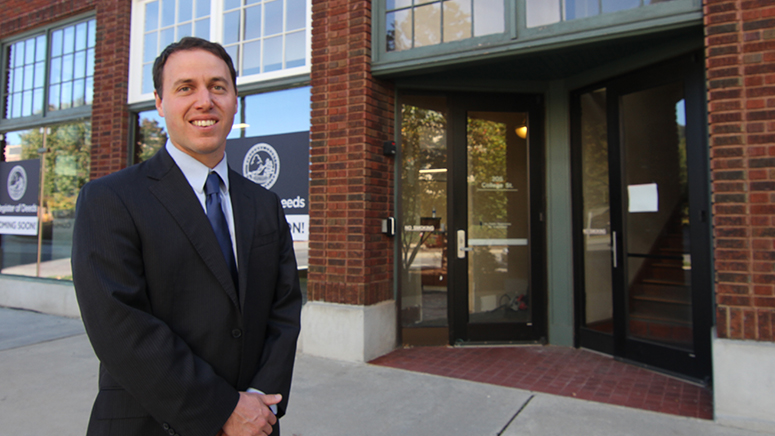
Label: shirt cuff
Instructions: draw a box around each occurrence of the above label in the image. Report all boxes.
[247,388,278,415]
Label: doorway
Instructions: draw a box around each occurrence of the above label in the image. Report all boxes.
[572,55,712,382]
[398,92,546,346]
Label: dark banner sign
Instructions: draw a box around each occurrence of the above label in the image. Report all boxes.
[0,159,41,235]
[226,131,309,241]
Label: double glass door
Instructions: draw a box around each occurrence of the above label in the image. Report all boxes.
[574,55,712,381]
[399,92,545,346]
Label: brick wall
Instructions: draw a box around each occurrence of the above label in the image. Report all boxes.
[1,0,131,179]
[705,0,775,341]
[308,0,395,306]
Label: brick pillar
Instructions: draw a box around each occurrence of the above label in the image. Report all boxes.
[705,0,775,341]
[308,0,395,307]
[90,0,132,179]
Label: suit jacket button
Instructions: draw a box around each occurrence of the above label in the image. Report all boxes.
[232,329,242,338]
[163,423,170,430]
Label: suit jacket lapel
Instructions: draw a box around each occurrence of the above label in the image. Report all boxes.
[145,148,240,309]
[229,171,255,311]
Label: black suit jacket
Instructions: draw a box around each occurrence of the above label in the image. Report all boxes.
[72,147,302,436]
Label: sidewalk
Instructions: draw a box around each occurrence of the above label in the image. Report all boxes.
[0,306,772,436]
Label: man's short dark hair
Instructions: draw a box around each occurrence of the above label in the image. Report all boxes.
[152,37,238,98]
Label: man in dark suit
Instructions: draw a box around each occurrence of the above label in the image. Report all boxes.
[72,37,302,436]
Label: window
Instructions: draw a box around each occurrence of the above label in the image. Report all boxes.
[222,0,308,76]
[1,121,91,280]
[141,0,211,94]
[130,0,311,103]
[1,17,95,281]
[526,0,678,28]
[386,0,504,52]
[3,17,96,120]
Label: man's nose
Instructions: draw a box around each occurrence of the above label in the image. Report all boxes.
[194,88,214,109]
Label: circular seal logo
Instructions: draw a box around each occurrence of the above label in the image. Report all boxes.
[242,143,280,189]
[7,165,27,201]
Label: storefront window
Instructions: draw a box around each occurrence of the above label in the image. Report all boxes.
[0,121,91,279]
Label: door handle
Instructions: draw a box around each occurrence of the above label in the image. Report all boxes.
[611,230,618,268]
[457,229,471,259]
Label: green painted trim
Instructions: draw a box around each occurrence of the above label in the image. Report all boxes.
[545,80,574,347]
[373,0,701,78]
[518,0,698,41]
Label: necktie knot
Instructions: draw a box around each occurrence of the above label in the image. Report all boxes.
[205,172,221,196]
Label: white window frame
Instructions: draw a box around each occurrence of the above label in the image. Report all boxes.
[128,0,312,104]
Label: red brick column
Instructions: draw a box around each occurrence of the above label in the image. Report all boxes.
[90,0,132,178]
[705,0,775,341]
[308,0,395,306]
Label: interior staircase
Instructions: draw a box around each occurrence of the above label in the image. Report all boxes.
[627,221,693,348]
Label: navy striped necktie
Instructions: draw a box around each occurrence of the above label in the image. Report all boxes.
[204,172,238,289]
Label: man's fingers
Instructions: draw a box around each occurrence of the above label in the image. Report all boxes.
[259,393,282,406]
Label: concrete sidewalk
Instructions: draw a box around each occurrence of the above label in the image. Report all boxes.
[0,307,772,436]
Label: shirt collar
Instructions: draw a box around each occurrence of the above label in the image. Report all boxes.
[165,141,230,194]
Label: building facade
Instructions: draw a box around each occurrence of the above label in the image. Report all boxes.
[1,0,773,431]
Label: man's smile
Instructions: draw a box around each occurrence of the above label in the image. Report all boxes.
[191,119,217,127]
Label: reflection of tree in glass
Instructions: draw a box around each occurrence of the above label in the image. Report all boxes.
[386,1,472,52]
[401,105,446,271]
[581,91,609,223]
[20,122,91,217]
[467,118,508,240]
[136,117,168,163]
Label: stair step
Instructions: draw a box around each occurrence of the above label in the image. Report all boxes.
[631,293,690,305]
[641,278,689,287]
[629,310,692,327]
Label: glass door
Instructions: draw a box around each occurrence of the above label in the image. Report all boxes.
[450,94,546,343]
[573,55,712,381]
[398,92,546,345]
[399,95,450,345]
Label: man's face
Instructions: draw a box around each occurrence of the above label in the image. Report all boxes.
[154,49,238,168]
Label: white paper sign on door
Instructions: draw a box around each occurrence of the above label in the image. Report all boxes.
[628,183,659,213]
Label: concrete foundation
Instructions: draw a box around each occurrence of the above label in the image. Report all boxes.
[0,275,79,318]
[299,300,397,362]
[713,331,775,433]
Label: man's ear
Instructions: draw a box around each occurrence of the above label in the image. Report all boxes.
[154,90,164,117]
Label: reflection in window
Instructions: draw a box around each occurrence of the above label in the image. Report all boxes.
[141,0,211,94]
[399,96,449,329]
[3,18,96,119]
[0,122,91,280]
[579,88,613,333]
[134,109,168,163]
[387,0,504,52]
[223,0,307,77]
[229,86,311,139]
[526,0,676,28]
